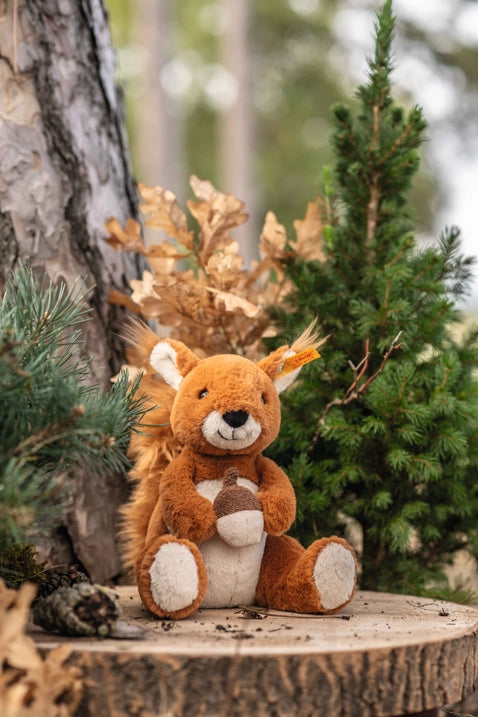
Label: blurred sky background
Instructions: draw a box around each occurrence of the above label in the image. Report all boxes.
[107,0,478,309]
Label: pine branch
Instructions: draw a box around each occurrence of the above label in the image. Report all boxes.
[437,226,476,298]
[0,264,146,552]
[308,331,403,452]
[12,405,86,457]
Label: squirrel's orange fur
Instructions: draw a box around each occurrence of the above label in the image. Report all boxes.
[120,321,356,620]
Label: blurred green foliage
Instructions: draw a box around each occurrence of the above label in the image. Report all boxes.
[268,2,478,600]
[106,0,444,237]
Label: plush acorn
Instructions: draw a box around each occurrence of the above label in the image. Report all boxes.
[213,467,264,547]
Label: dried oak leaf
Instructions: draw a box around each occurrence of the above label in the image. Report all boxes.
[258,277,295,308]
[139,183,194,249]
[0,580,82,717]
[129,271,165,319]
[104,217,144,254]
[291,198,326,261]
[188,176,248,257]
[189,175,217,203]
[0,581,39,672]
[111,365,143,384]
[146,240,186,276]
[6,642,83,717]
[108,289,141,313]
[154,281,219,326]
[206,241,244,290]
[259,211,287,261]
[205,287,260,319]
[171,325,226,356]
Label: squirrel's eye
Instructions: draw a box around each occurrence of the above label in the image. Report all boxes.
[261,394,266,404]
[199,388,209,399]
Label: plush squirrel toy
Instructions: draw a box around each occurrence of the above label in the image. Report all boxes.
[122,323,357,620]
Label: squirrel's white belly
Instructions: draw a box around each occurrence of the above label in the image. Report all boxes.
[199,533,266,607]
[196,478,266,607]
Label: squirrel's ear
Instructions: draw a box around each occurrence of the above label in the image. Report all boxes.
[257,346,294,395]
[150,339,200,391]
[258,347,305,394]
[258,321,324,394]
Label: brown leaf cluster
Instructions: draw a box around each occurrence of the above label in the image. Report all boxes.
[0,580,82,717]
[106,176,325,360]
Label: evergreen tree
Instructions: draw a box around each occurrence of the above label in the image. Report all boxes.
[0,264,144,588]
[270,0,478,599]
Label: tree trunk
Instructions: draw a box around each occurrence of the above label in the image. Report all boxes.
[132,0,185,202]
[219,0,257,266]
[0,0,139,583]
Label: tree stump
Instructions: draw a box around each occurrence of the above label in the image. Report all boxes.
[29,588,478,717]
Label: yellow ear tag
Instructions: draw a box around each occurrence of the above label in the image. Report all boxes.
[277,348,321,377]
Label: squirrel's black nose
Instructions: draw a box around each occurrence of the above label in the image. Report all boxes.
[223,410,248,428]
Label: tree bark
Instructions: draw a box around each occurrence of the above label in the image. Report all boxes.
[0,0,139,582]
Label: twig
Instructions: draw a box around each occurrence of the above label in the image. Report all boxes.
[308,332,403,451]
[365,103,381,252]
[13,406,85,456]
[234,608,351,620]
[366,175,380,250]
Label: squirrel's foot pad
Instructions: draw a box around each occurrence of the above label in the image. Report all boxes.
[139,537,207,619]
[313,541,356,612]
[150,542,199,612]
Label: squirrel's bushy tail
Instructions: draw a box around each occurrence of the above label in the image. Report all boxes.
[119,321,181,572]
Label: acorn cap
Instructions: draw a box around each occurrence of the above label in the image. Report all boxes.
[213,467,262,518]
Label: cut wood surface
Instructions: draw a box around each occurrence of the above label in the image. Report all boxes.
[29,587,478,717]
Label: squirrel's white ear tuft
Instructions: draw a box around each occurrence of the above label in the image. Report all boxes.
[274,349,302,394]
[150,339,200,390]
[150,342,184,390]
[257,347,305,395]
[258,320,324,395]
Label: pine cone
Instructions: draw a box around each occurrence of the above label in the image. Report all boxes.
[38,564,91,598]
[33,582,119,637]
